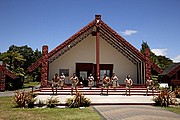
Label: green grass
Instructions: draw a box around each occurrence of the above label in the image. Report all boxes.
[0,96,101,120]
[23,82,40,88]
[163,106,180,115]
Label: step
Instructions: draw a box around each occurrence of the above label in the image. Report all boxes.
[34,87,160,96]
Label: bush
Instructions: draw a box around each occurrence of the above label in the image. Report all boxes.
[174,87,180,98]
[46,96,60,108]
[13,91,36,108]
[153,88,178,107]
[66,91,91,108]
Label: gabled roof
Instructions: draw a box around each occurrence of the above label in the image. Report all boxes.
[27,15,162,74]
[48,15,146,64]
[161,62,180,77]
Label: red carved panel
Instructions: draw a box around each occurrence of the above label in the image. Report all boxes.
[150,62,163,74]
[145,48,151,81]
[0,64,6,91]
[0,63,17,91]
[41,45,48,87]
[27,58,42,72]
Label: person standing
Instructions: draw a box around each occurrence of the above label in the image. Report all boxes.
[51,73,60,95]
[88,74,94,89]
[146,77,154,95]
[101,74,110,95]
[111,73,119,90]
[59,73,65,89]
[102,74,110,88]
[124,75,133,96]
[70,73,79,95]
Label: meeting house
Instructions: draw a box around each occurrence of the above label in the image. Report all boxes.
[26,15,162,88]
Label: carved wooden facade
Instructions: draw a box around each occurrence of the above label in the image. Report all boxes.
[27,15,162,87]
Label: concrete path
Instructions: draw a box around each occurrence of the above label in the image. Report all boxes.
[0,86,40,97]
[93,105,180,120]
[33,95,155,105]
[0,88,33,97]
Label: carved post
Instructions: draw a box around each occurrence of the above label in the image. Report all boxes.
[41,45,48,87]
[0,63,6,91]
[95,15,101,85]
[145,48,151,82]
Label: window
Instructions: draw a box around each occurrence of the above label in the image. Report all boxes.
[59,69,69,77]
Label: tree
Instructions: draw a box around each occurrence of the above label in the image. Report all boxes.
[0,45,42,89]
[0,51,26,71]
[9,45,35,69]
[156,56,173,70]
[140,41,173,70]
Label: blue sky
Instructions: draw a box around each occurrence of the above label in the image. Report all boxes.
[0,0,180,62]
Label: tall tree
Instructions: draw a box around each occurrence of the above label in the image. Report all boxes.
[140,41,173,70]
[0,51,26,71]
[9,45,34,69]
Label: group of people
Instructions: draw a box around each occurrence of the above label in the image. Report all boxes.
[51,73,66,94]
[102,74,133,95]
[51,72,154,95]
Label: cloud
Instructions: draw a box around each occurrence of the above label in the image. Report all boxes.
[172,55,180,63]
[121,30,138,36]
[151,48,168,56]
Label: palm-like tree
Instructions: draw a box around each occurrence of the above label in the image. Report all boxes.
[0,51,26,71]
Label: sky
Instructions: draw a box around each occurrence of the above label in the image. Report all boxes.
[0,0,180,62]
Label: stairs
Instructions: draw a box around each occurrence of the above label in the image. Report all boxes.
[36,87,160,96]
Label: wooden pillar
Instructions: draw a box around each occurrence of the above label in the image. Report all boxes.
[145,48,151,82]
[0,63,6,91]
[95,15,101,84]
[41,45,48,87]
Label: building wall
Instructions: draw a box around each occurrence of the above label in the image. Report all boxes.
[100,38,137,83]
[49,35,137,83]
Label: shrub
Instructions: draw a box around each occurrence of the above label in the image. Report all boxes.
[46,96,60,108]
[66,91,91,108]
[14,91,35,108]
[153,88,178,107]
[174,87,180,98]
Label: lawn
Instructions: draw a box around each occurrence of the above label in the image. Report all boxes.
[23,81,40,88]
[163,106,180,115]
[0,96,101,120]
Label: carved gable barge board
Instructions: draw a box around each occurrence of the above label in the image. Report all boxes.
[49,26,94,63]
[48,20,96,59]
[100,29,143,64]
[100,32,137,64]
[100,21,145,61]
[27,58,42,72]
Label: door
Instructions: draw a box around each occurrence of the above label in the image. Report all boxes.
[79,71,88,87]
[76,63,94,87]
